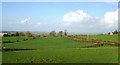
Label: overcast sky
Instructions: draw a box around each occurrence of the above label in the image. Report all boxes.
[2,2,118,34]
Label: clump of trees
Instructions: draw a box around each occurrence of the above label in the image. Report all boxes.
[3,29,68,38]
[108,30,120,35]
[24,31,33,39]
[3,32,25,37]
[64,30,67,37]
[49,30,68,37]
[15,32,19,36]
[113,30,118,34]
[57,31,63,37]
[13,31,33,39]
[19,32,25,36]
[49,31,56,37]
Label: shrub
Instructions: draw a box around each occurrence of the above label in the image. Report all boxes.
[32,37,36,39]
[23,39,28,41]
[16,40,20,42]
[3,40,14,43]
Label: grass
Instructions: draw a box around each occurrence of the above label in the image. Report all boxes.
[2,36,118,63]
[3,37,93,49]
[2,36,24,42]
[79,34,119,42]
[3,47,118,63]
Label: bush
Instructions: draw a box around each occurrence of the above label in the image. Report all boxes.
[32,37,36,39]
[23,39,28,41]
[16,40,20,42]
[15,32,19,36]
[3,40,14,43]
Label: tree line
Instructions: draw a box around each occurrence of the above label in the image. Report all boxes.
[49,30,67,37]
[3,30,68,38]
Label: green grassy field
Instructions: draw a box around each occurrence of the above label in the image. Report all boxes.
[79,34,119,42]
[2,36,24,42]
[2,36,118,63]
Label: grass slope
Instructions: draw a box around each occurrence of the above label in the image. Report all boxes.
[79,34,118,42]
[2,37,118,63]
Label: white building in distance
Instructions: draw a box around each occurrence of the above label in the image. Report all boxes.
[0,33,8,37]
[110,32,113,35]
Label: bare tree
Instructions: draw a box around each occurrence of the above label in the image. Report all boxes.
[24,31,33,39]
[64,30,67,37]
[19,32,25,36]
[49,31,56,37]
[57,31,63,37]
